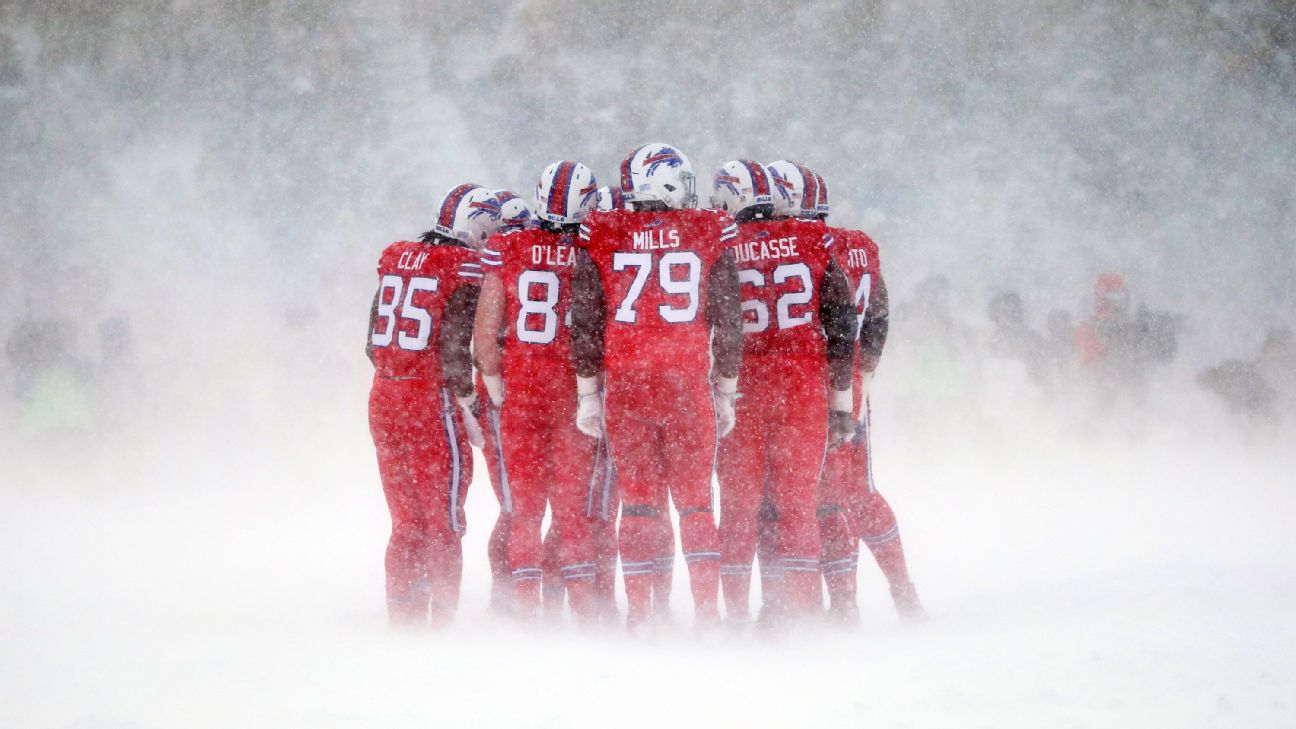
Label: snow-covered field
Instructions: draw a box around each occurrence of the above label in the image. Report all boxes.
[4,412,1293,729]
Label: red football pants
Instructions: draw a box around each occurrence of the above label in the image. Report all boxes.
[605,367,719,625]
[369,377,471,626]
[478,375,513,613]
[499,371,600,622]
[717,356,829,619]
[818,401,914,609]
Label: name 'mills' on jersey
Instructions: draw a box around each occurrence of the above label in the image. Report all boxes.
[577,208,737,370]
[369,240,482,381]
[480,228,580,379]
[733,218,838,359]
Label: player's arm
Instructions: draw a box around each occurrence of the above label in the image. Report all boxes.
[571,248,606,379]
[706,247,743,437]
[440,284,481,400]
[820,260,856,390]
[706,249,742,381]
[858,272,890,374]
[570,246,607,438]
[472,269,506,406]
[365,284,381,365]
[821,260,857,444]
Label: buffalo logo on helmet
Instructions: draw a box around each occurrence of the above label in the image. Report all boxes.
[467,197,501,221]
[642,147,684,174]
[714,173,743,197]
[769,166,795,202]
[579,183,598,208]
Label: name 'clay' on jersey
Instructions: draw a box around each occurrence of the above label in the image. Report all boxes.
[369,240,481,382]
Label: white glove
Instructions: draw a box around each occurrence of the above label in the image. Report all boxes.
[713,377,739,438]
[856,370,875,425]
[575,375,604,439]
[456,393,485,448]
[829,387,854,447]
[481,373,504,408]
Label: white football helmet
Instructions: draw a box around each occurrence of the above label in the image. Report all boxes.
[811,170,830,218]
[493,189,535,233]
[433,183,501,246]
[594,185,628,212]
[618,142,697,209]
[535,160,599,225]
[766,160,820,219]
[709,159,773,215]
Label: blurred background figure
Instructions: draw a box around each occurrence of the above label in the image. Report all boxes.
[986,290,1048,388]
[1198,326,1296,431]
[4,315,92,437]
[1075,273,1181,407]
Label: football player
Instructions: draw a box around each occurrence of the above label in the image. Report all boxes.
[809,170,923,620]
[480,189,534,614]
[472,162,605,623]
[571,143,743,631]
[713,160,857,625]
[366,183,499,626]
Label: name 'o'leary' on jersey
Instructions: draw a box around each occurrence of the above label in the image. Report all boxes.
[479,227,581,381]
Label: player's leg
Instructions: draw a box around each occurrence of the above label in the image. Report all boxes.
[768,372,829,621]
[715,393,767,622]
[662,376,722,626]
[500,402,549,620]
[586,439,619,621]
[372,385,429,625]
[651,513,674,620]
[605,374,667,629]
[818,434,860,621]
[481,398,514,614]
[421,389,472,625]
[755,490,780,616]
[855,405,923,618]
[550,422,600,624]
[540,520,566,620]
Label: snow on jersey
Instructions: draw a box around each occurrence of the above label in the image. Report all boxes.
[578,208,736,372]
[829,226,881,343]
[732,218,837,359]
[369,240,481,381]
[480,228,580,381]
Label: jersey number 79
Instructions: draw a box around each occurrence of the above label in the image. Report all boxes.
[611,251,701,324]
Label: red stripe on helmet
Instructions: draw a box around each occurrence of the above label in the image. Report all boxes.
[619,147,640,195]
[814,172,828,208]
[548,161,576,218]
[437,184,477,231]
[797,164,818,215]
[742,160,770,197]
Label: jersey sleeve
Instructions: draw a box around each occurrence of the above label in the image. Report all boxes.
[480,234,506,269]
[577,212,601,245]
[458,259,484,281]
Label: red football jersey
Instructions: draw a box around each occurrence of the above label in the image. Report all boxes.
[480,228,580,383]
[369,240,482,381]
[829,226,882,343]
[578,208,737,372]
[732,218,838,360]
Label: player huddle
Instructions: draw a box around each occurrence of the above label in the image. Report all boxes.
[366,142,921,632]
